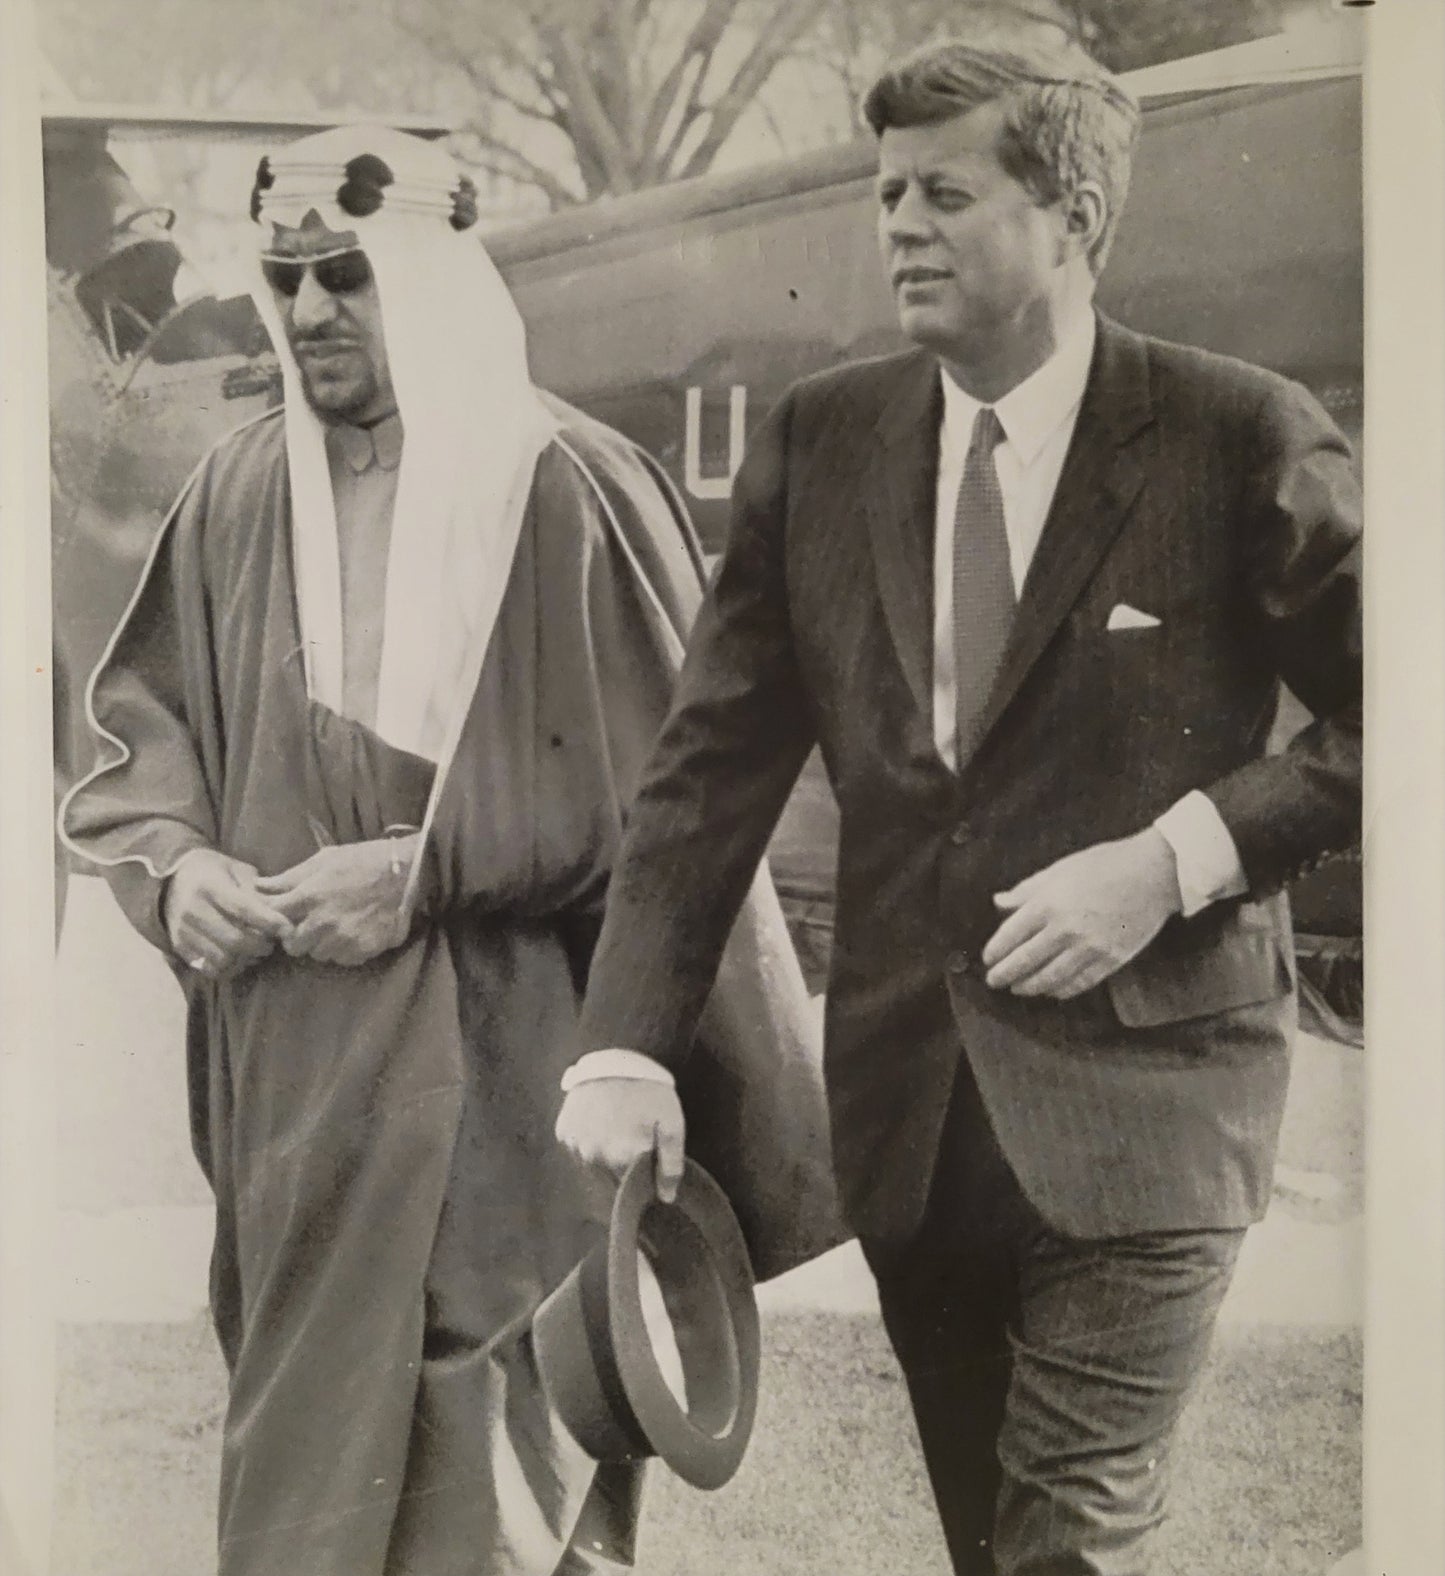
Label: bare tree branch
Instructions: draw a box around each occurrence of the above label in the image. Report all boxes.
[678,0,833,178]
[393,1,563,110]
[651,1,785,180]
[444,47,562,127]
[453,128,584,209]
[480,5,571,95]
[543,25,638,193]
[640,52,708,184]
[635,0,739,161]
[632,0,669,70]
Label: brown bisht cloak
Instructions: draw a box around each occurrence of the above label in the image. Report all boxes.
[60,398,842,1576]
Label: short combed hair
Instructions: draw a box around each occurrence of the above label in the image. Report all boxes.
[862,39,1142,275]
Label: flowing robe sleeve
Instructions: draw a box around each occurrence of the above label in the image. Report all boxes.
[58,436,242,953]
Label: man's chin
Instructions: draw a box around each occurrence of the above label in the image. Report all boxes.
[896,304,964,354]
[896,305,1002,368]
[297,372,373,422]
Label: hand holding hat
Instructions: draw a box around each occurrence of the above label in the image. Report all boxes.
[555,1066,685,1203]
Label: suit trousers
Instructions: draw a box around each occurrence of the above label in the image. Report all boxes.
[861,1051,1244,1576]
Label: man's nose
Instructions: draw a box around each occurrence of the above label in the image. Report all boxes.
[883,187,933,247]
[289,269,337,333]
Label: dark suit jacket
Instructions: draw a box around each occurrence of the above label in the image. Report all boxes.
[579,315,1362,1242]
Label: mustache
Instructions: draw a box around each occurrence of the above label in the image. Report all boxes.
[290,328,362,348]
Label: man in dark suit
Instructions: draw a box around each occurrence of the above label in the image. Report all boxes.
[556,37,1360,1576]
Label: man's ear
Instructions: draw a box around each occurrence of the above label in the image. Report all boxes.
[1060,182,1107,264]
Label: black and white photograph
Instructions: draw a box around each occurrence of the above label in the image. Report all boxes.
[0,1,1441,1574]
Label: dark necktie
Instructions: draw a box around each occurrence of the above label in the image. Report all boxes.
[952,407,1014,769]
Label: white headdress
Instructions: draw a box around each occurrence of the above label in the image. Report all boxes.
[249,125,560,761]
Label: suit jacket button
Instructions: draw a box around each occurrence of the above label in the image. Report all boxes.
[949,821,970,846]
[947,951,969,973]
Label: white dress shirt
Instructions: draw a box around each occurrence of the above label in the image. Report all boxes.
[931,308,1245,917]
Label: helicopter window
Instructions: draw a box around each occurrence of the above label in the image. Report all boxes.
[74,229,266,369]
[74,223,182,362]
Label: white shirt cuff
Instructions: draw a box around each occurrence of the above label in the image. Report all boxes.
[561,1050,676,1092]
[1153,790,1249,918]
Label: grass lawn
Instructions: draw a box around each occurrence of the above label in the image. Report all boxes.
[53,1309,1360,1576]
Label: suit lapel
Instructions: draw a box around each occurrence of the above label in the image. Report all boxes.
[855,323,1155,762]
[863,352,944,722]
[965,316,1155,763]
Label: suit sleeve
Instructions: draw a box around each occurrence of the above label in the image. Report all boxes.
[1204,378,1362,895]
[576,390,817,1069]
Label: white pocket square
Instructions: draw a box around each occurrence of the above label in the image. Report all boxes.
[1106,603,1162,631]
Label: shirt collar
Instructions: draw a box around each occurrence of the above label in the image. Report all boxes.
[326,410,404,475]
[939,308,1097,465]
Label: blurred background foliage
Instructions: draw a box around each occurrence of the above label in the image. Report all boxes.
[38,0,1300,213]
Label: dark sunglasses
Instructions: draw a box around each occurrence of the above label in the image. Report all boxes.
[260,248,373,299]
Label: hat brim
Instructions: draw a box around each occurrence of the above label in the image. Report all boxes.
[533,1157,761,1490]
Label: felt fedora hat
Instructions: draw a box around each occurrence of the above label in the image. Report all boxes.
[533,1156,761,1491]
